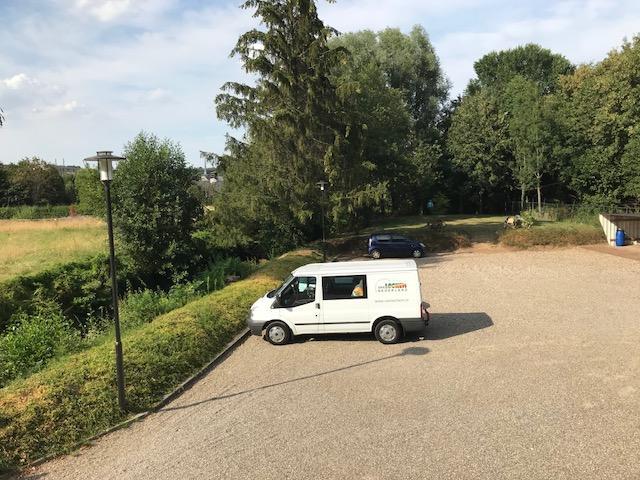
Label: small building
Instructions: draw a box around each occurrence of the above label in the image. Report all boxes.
[599,212,640,246]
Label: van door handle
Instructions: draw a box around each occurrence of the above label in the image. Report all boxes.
[315,303,320,309]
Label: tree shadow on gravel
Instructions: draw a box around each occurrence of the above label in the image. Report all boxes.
[420,313,493,340]
[159,346,429,413]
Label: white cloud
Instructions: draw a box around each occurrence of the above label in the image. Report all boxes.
[2,73,37,90]
[145,88,170,101]
[70,0,176,24]
[31,100,81,115]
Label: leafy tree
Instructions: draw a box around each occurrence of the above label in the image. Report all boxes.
[504,76,559,210]
[448,44,572,212]
[75,168,105,216]
[474,43,574,94]
[557,36,640,203]
[331,27,448,214]
[621,133,640,200]
[376,26,449,138]
[5,158,66,205]
[214,0,387,252]
[112,132,202,285]
[447,90,510,213]
[0,164,9,206]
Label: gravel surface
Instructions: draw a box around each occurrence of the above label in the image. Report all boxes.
[21,248,640,480]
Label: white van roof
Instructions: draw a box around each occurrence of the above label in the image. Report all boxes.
[292,260,417,276]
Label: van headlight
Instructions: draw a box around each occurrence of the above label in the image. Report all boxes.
[419,242,425,248]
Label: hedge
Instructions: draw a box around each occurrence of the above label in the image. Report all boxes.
[0,205,72,219]
[0,251,316,472]
[500,223,605,248]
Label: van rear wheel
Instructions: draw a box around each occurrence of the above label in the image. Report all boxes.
[265,321,291,345]
[374,319,401,344]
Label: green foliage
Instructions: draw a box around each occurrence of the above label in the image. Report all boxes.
[75,168,105,216]
[0,252,315,471]
[330,27,448,215]
[120,258,255,331]
[213,1,406,253]
[448,43,574,212]
[3,158,66,206]
[447,90,510,212]
[473,43,574,94]
[500,222,604,248]
[0,205,70,219]
[0,255,114,335]
[0,298,80,387]
[112,132,203,284]
[557,36,640,203]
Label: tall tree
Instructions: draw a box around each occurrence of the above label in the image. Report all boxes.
[557,36,640,204]
[113,132,202,285]
[331,26,448,214]
[4,158,66,205]
[447,90,510,213]
[214,0,386,252]
[504,76,558,210]
[448,44,572,212]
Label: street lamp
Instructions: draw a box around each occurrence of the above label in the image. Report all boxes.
[84,150,126,411]
[316,180,328,262]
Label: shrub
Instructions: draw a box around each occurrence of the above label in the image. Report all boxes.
[0,255,116,334]
[0,205,71,219]
[500,222,605,248]
[0,299,80,387]
[0,251,315,471]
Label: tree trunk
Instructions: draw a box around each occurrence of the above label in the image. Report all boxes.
[520,186,525,212]
[537,181,542,214]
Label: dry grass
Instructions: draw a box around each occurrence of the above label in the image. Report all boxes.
[0,217,106,282]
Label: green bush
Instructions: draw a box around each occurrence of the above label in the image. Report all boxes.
[0,299,80,387]
[75,168,105,217]
[119,258,255,331]
[500,222,605,248]
[0,205,71,219]
[0,255,115,334]
[0,252,315,471]
[113,132,203,285]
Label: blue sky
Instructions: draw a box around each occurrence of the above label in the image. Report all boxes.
[1,0,639,167]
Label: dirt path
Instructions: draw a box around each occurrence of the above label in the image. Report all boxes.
[21,248,640,480]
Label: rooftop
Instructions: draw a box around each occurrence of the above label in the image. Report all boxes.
[293,260,417,276]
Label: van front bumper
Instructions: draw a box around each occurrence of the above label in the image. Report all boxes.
[247,315,265,336]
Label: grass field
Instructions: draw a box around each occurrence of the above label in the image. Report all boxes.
[0,217,106,282]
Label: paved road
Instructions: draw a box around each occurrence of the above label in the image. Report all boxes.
[22,248,640,479]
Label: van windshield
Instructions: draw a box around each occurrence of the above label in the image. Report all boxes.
[267,275,294,298]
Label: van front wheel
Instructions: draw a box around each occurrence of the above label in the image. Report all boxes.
[265,321,291,345]
[371,249,381,259]
[374,319,401,344]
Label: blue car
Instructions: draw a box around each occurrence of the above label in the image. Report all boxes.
[367,233,425,259]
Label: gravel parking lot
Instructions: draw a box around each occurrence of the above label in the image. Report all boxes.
[22,248,640,480]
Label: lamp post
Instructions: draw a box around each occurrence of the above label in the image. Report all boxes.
[316,180,328,262]
[84,151,126,411]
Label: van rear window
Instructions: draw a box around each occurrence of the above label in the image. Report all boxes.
[322,275,367,300]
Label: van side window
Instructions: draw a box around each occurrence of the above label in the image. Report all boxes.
[322,275,367,300]
[278,276,316,308]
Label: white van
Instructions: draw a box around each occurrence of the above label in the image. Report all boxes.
[247,260,430,345]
